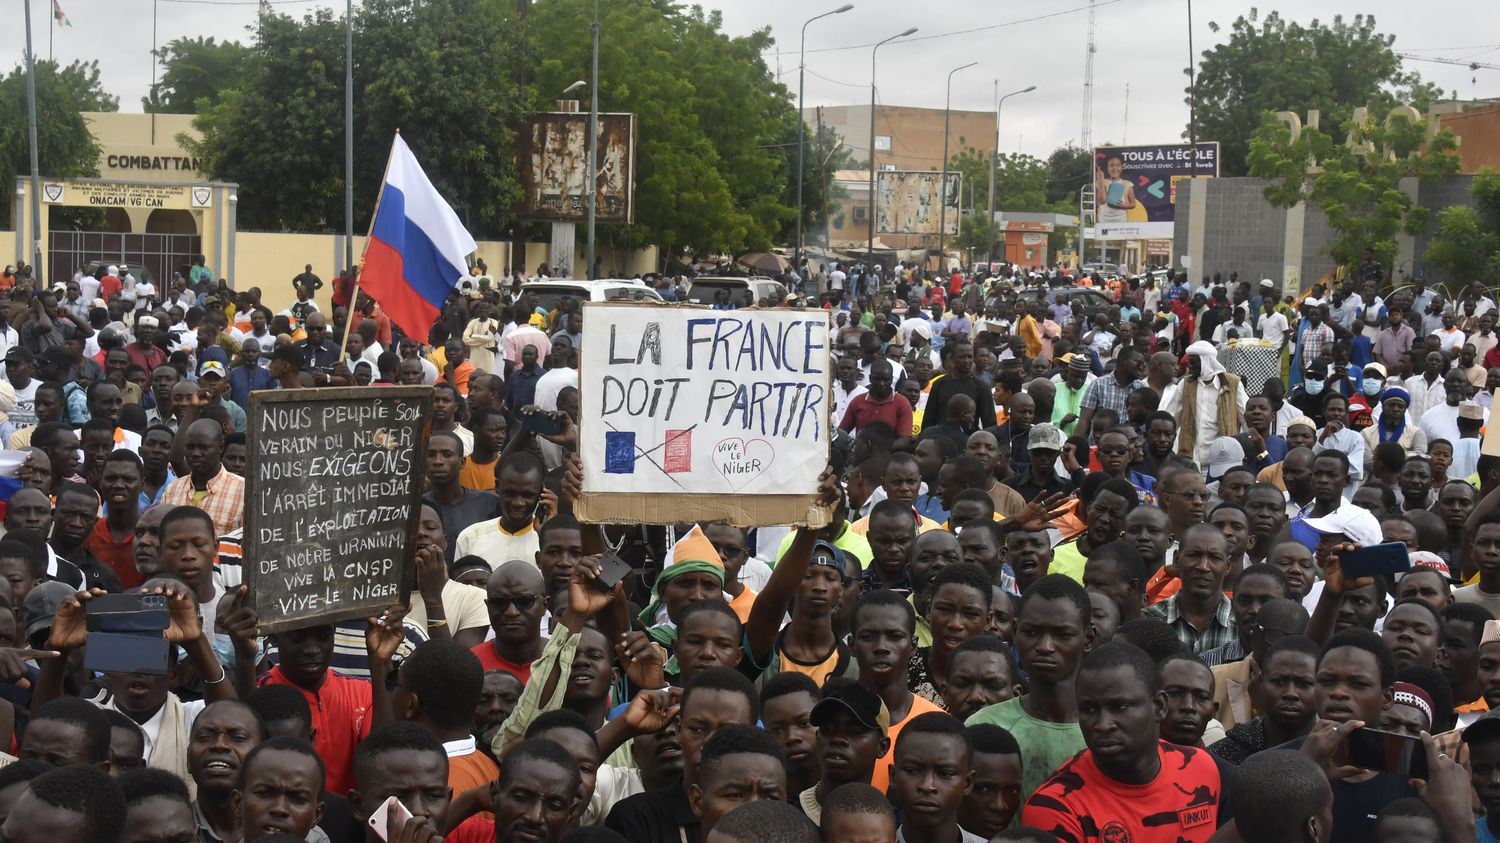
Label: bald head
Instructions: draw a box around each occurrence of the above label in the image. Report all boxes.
[489,559,545,593]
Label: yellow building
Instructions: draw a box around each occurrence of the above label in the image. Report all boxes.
[11,111,655,315]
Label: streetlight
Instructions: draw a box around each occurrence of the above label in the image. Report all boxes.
[938,61,977,265]
[986,83,1036,264]
[795,4,853,277]
[868,26,918,264]
[560,80,586,98]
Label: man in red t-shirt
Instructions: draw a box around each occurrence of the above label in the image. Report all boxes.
[253,615,405,794]
[1023,641,1224,841]
[471,560,547,683]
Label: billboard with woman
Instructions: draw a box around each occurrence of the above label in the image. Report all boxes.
[1093,142,1218,240]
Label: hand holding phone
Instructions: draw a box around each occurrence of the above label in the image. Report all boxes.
[1338,542,1412,580]
[367,795,414,842]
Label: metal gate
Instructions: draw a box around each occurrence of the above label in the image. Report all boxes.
[47,231,201,293]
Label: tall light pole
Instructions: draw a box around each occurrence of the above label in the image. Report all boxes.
[344,0,354,272]
[867,27,917,263]
[586,0,600,279]
[23,0,42,284]
[796,3,853,276]
[938,61,977,265]
[986,84,1036,264]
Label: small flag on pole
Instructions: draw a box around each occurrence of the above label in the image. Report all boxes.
[52,0,71,26]
[361,133,478,340]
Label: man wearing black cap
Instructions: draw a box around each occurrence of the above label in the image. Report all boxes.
[4,347,38,428]
[798,678,890,825]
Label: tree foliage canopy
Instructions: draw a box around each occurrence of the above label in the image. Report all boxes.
[0,59,110,229]
[527,0,803,256]
[1425,169,1500,285]
[1190,10,1444,176]
[1248,110,1459,268]
[145,36,249,113]
[188,0,525,235]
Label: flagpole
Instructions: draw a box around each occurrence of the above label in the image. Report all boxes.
[338,130,399,362]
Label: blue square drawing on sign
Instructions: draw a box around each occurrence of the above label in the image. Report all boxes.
[605,431,636,473]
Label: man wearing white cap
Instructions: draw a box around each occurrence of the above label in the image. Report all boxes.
[1160,340,1249,466]
[125,315,167,373]
[1299,502,1393,629]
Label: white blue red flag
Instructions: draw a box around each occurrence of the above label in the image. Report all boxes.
[361,133,477,340]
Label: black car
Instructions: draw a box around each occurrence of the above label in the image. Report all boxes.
[1017,285,1116,319]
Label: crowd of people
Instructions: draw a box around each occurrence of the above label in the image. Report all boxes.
[2,255,1500,843]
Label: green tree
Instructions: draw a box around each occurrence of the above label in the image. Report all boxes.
[0,60,108,230]
[528,0,807,257]
[1190,10,1444,176]
[946,146,1070,215]
[188,0,525,236]
[1044,143,1092,206]
[1425,168,1500,284]
[145,36,249,113]
[1248,110,1460,269]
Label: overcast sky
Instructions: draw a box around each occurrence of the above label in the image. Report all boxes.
[2,0,1494,159]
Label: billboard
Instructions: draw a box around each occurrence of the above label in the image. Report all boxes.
[876,170,960,236]
[519,112,636,223]
[1091,142,1217,240]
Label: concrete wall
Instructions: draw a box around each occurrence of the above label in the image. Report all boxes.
[1411,174,1477,284]
[1174,175,1478,294]
[235,232,658,315]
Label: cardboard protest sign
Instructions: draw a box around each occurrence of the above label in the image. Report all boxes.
[577,302,833,527]
[244,387,431,633]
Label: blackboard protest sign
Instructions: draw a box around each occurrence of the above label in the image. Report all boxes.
[244,386,432,634]
[577,302,833,527]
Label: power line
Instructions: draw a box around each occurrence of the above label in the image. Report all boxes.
[763,0,1129,57]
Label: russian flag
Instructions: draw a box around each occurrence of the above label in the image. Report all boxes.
[0,450,28,522]
[361,133,477,340]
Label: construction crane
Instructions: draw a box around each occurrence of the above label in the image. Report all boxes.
[1081,0,1096,151]
[1398,52,1500,71]
[1398,52,1499,86]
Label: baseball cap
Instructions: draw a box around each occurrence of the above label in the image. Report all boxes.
[1205,438,1246,479]
[1362,363,1388,379]
[810,541,850,580]
[1463,707,1500,745]
[23,581,77,647]
[1302,503,1384,547]
[810,681,890,737]
[199,360,227,379]
[1028,423,1065,452]
[1406,551,1451,578]
[3,347,33,364]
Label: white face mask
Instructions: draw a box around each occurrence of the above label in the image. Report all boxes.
[1305,379,1325,395]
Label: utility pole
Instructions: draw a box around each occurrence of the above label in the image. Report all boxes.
[796,4,854,275]
[345,0,354,271]
[24,0,43,285]
[586,0,599,279]
[939,61,976,266]
[867,27,917,263]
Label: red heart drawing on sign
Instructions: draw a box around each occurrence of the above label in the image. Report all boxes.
[711,437,775,492]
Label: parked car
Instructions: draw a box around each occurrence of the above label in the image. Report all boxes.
[1017,285,1116,317]
[684,276,787,307]
[520,279,662,313]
